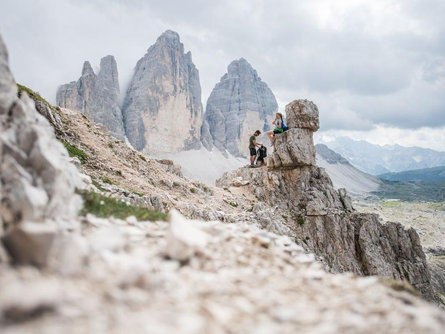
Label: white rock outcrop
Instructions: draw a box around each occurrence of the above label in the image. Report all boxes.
[218,98,436,301]
[268,99,318,168]
[0,34,82,266]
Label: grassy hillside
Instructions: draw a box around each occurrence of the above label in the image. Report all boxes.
[372,180,445,202]
[379,166,445,182]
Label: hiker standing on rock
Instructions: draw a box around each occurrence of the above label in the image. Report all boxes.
[266,112,286,144]
[249,130,261,167]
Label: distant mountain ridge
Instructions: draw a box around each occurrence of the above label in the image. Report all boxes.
[315,144,382,195]
[379,166,445,182]
[321,137,445,175]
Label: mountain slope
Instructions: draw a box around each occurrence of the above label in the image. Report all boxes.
[315,144,382,195]
[322,137,445,175]
[379,166,445,182]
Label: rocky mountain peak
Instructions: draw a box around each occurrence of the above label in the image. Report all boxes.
[97,55,119,93]
[81,61,95,76]
[56,55,124,140]
[227,58,258,79]
[203,58,278,157]
[157,29,181,44]
[122,30,203,155]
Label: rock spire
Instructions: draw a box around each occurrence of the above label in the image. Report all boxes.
[56,55,125,140]
[203,58,278,156]
[122,30,203,154]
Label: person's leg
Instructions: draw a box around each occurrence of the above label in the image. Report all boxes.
[266,130,274,142]
[249,148,256,165]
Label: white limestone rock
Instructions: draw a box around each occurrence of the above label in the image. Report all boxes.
[166,210,209,261]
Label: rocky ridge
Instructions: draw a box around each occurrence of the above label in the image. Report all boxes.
[122,30,203,154]
[2,33,445,332]
[56,55,125,140]
[203,58,278,156]
[217,99,436,301]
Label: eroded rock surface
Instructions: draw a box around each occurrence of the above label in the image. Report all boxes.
[122,30,203,154]
[56,55,125,140]
[204,58,278,156]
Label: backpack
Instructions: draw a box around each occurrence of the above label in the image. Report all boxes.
[282,119,289,132]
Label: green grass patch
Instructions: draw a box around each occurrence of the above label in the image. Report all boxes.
[296,216,305,226]
[91,179,105,192]
[102,176,117,185]
[61,140,88,164]
[381,200,402,208]
[190,187,197,193]
[229,201,238,207]
[132,190,145,197]
[108,142,114,148]
[139,155,147,162]
[78,190,167,221]
[372,180,445,202]
[427,202,445,211]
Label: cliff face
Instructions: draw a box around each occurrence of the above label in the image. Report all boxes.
[56,56,124,140]
[217,99,435,300]
[204,58,278,157]
[122,30,203,154]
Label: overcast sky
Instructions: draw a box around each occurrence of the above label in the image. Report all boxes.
[1,0,445,150]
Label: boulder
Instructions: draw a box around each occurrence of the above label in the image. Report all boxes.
[1,222,57,267]
[166,210,209,261]
[285,99,319,131]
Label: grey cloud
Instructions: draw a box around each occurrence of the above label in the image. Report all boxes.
[0,0,444,132]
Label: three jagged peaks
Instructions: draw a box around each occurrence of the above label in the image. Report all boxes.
[56,30,278,157]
